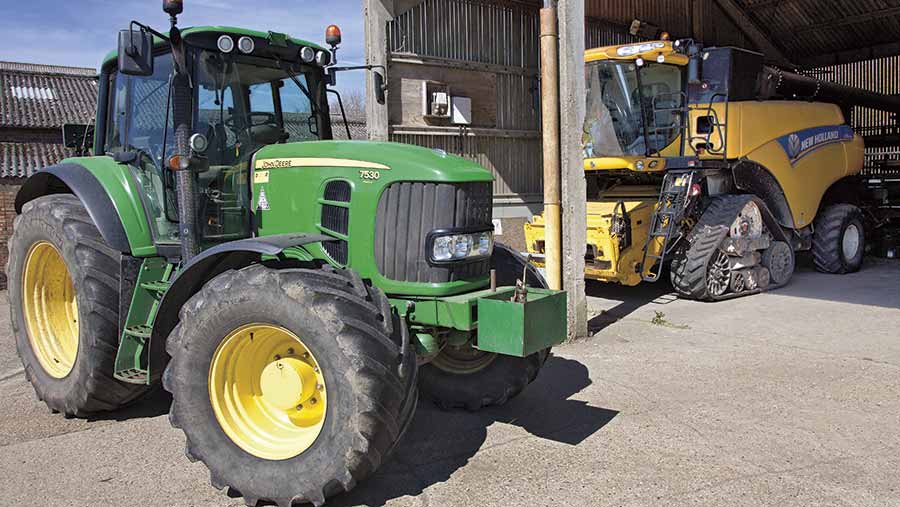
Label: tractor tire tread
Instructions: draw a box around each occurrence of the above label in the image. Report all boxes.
[8,194,150,417]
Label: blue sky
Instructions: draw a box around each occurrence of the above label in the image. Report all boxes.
[0,0,367,94]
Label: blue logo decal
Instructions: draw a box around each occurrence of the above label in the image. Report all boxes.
[777,125,854,165]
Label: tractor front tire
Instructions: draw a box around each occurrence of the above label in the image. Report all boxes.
[7,195,151,416]
[419,243,550,411]
[812,203,865,274]
[163,264,417,507]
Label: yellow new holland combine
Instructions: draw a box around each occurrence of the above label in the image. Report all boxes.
[526,40,900,300]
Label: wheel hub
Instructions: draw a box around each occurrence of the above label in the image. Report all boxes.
[22,241,79,379]
[208,324,326,460]
[842,224,860,261]
[259,357,317,411]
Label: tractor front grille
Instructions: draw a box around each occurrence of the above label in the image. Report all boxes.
[374,181,492,283]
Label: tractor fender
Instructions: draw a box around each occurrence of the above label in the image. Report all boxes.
[15,164,131,252]
[148,234,335,378]
[732,162,795,230]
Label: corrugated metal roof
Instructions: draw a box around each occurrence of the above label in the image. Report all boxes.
[0,63,97,129]
[0,142,74,178]
[735,0,900,64]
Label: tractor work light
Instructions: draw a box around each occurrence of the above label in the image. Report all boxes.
[315,50,331,66]
[428,229,493,263]
[326,25,342,47]
[238,36,255,54]
[217,35,234,53]
[300,46,315,63]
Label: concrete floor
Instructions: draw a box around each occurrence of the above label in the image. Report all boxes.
[1,258,899,506]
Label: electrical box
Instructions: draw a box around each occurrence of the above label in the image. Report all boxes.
[423,81,451,119]
[451,96,472,125]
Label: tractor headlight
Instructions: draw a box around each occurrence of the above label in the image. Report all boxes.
[428,229,494,264]
[315,50,331,66]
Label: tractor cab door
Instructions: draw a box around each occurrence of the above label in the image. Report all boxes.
[104,52,181,247]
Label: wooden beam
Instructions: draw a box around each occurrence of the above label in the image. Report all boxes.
[713,0,792,66]
[364,0,392,141]
[743,0,792,11]
[389,53,539,77]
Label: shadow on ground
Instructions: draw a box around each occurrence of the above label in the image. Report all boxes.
[585,277,678,335]
[775,254,900,309]
[86,388,172,422]
[331,355,617,506]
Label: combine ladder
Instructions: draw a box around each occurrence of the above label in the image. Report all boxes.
[640,171,694,282]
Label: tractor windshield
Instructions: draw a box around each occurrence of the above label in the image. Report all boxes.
[584,60,683,158]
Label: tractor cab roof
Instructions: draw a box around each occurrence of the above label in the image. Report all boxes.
[101,26,327,70]
[585,40,689,66]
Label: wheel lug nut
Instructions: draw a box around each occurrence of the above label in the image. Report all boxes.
[274,354,281,360]
[314,367,319,373]
[310,398,317,405]
[296,405,303,411]
[303,352,310,359]
[316,384,324,391]
[287,348,295,355]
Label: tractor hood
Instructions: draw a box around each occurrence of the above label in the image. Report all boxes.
[253,141,493,184]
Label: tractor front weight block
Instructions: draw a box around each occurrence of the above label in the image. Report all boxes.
[397,287,567,358]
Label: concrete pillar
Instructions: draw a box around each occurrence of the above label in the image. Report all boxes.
[364,0,392,141]
[557,0,588,339]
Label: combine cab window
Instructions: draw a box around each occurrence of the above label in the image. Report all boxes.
[584,60,683,158]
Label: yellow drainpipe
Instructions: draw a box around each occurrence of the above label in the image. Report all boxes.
[539,4,561,290]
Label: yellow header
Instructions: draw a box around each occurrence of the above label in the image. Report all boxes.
[585,41,689,66]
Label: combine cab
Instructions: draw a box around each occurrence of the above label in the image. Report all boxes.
[526,39,899,300]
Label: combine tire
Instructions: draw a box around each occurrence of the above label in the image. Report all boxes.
[419,243,549,410]
[812,204,865,274]
[7,195,150,416]
[164,265,417,507]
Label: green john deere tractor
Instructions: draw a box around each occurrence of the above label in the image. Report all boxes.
[7,2,566,505]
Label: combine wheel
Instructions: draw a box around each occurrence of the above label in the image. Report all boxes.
[8,195,151,416]
[762,241,794,286]
[418,243,550,410]
[812,204,865,274]
[163,265,417,507]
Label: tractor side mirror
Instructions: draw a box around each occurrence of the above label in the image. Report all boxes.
[118,29,154,76]
[373,71,386,105]
[62,123,94,156]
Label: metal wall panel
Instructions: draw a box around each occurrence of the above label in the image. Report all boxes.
[386,0,542,200]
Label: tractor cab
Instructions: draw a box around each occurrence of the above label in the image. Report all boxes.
[98,27,341,251]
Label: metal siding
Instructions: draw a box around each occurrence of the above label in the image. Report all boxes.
[810,55,900,175]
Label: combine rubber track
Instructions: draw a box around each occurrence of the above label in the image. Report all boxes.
[670,195,786,301]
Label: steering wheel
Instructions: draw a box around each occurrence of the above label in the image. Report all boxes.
[224,112,278,129]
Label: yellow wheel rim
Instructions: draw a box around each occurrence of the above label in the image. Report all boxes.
[22,241,79,379]
[209,324,327,460]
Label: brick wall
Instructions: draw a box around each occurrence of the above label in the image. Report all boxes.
[0,182,24,290]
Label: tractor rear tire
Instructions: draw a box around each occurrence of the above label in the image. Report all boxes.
[163,264,417,507]
[419,243,550,411]
[812,204,865,274]
[7,195,151,416]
